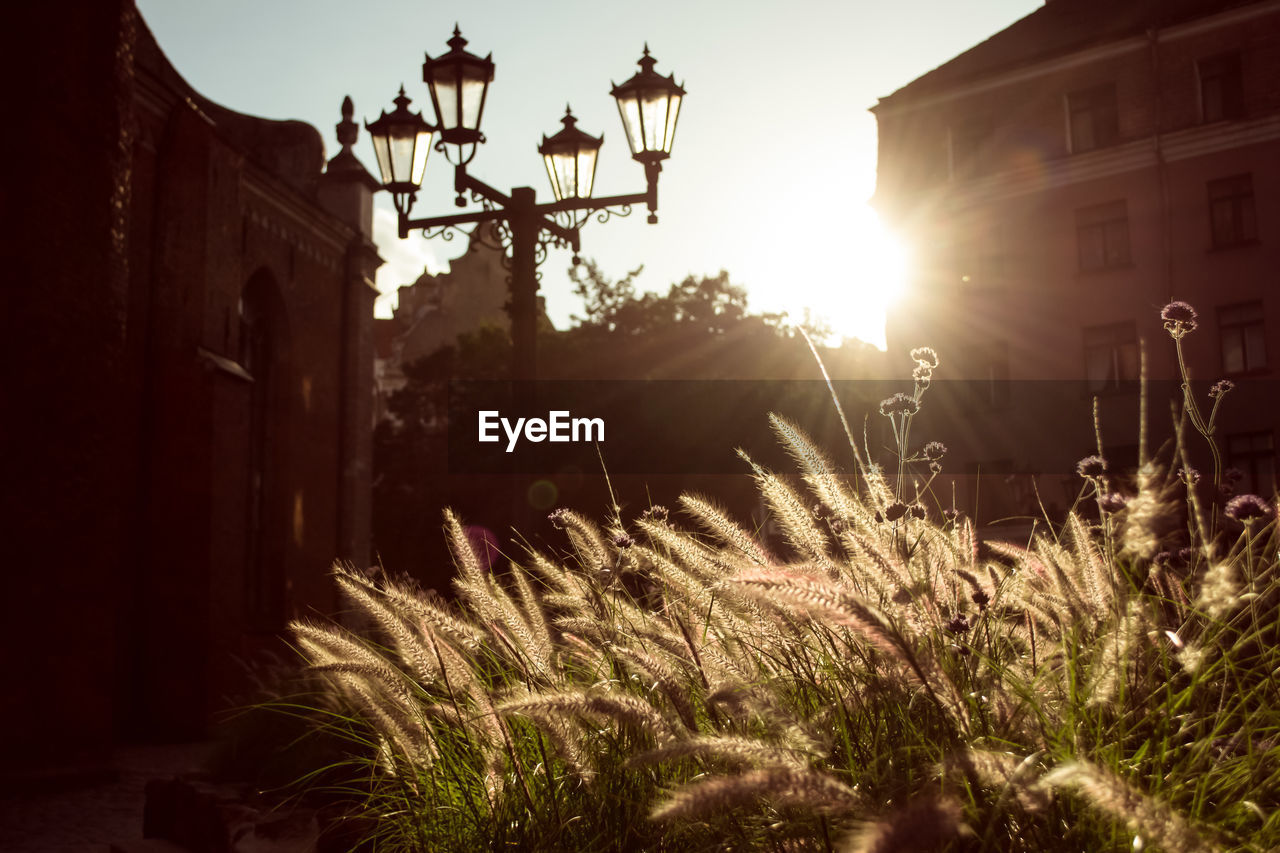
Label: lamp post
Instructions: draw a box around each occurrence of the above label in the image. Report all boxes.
[365,28,684,382]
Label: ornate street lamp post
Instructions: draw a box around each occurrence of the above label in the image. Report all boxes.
[365,27,684,382]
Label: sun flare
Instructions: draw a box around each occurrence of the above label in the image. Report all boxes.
[805,207,910,348]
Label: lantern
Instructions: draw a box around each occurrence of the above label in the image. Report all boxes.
[364,86,434,204]
[538,106,603,202]
[423,26,495,159]
[610,45,684,163]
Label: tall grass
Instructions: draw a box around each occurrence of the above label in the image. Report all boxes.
[290,304,1279,851]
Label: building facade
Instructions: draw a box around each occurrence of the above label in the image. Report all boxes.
[373,225,514,423]
[875,0,1280,521]
[4,1,380,781]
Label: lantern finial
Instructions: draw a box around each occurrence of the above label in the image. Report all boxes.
[336,96,357,150]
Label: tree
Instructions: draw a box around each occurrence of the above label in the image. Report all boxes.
[373,261,884,583]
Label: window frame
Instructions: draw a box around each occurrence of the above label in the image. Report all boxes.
[1218,300,1268,376]
[1198,51,1245,123]
[1076,200,1132,272]
[1226,430,1275,495]
[1207,173,1258,249]
[1083,320,1140,393]
[1067,82,1119,153]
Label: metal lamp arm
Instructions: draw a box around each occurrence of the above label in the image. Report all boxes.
[454,166,512,209]
[400,206,507,236]
[535,160,662,223]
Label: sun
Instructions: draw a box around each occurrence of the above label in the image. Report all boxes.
[805,206,911,348]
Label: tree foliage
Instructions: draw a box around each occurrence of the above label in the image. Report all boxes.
[372,262,883,583]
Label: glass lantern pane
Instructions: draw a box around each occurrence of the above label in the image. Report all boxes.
[371,133,393,186]
[554,152,577,199]
[432,71,459,129]
[390,129,417,184]
[577,148,597,198]
[617,97,643,156]
[411,130,432,185]
[542,154,563,201]
[662,94,682,153]
[640,93,667,152]
[460,77,486,131]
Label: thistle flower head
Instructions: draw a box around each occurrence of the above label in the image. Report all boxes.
[1225,493,1274,524]
[640,505,669,523]
[1100,492,1129,513]
[945,614,972,635]
[1161,301,1198,338]
[1209,379,1235,399]
[942,507,960,524]
[883,501,909,522]
[612,532,635,549]
[910,347,940,369]
[1076,455,1107,478]
[1155,546,1195,569]
[1178,467,1200,486]
[879,392,920,417]
[922,441,947,461]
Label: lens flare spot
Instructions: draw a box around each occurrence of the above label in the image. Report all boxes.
[527,479,558,510]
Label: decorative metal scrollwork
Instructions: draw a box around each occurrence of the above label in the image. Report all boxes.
[595,203,633,225]
[552,209,591,232]
[418,222,475,242]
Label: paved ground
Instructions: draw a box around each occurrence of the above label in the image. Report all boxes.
[0,743,211,853]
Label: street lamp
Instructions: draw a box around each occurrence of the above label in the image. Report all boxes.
[365,27,684,382]
[363,87,434,216]
[422,26,494,167]
[538,107,603,202]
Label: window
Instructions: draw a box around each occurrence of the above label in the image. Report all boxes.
[1219,301,1267,374]
[1199,51,1244,122]
[1208,174,1257,247]
[1076,200,1130,271]
[1227,431,1275,494]
[1084,321,1139,392]
[950,115,992,180]
[1068,83,1119,152]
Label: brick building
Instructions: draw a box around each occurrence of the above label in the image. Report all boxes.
[4,2,379,782]
[874,0,1280,521]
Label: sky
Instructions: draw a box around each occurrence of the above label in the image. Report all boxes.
[135,0,1042,347]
